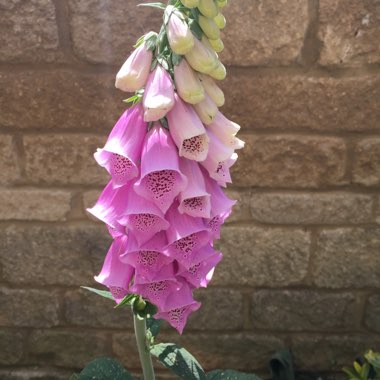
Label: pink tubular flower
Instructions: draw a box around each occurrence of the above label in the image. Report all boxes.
[178,158,211,218]
[201,152,238,187]
[115,43,153,92]
[165,203,210,268]
[167,93,209,161]
[143,65,175,122]
[193,94,218,125]
[94,104,147,188]
[95,236,134,303]
[155,282,201,334]
[178,245,222,288]
[206,129,235,162]
[134,124,187,213]
[118,187,170,246]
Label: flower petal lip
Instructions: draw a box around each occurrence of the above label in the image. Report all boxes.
[115,43,153,92]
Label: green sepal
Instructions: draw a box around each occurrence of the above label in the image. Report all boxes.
[144,31,159,52]
[114,294,138,309]
[151,343,206,380]
[207,370,262,380]
[157,56,170,71]
[80,286,114,301]
[171,52,183,66]
[188,19,203,40]
[138,2,166,10]
[134,34,146,48]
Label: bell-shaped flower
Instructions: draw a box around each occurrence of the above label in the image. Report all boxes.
[185,37,218,74]
[203,171,236,238]
[95,236,134,303]
[155,282,201,334]
[174,59,205,105]
[167,6,194,55]
[86,181,128,233]
[201,152,238,187]
[143,65,175,122]
[167,94,209,161]
[118,187,170,246]
[178,158,211,218]
[165,203,210,267]
[198,74,225,107]
[94,104,147,187]
[115,43,153,92]
[207,129,235,162]
[214,13,226,29]
[198,15,220,40]
[178,245,222,287]
[193,93,218,125]
[181,0,199,7]
[120,232,172,283]
[134,124,187,213]
[209,37,224,53]
[198,0,219,18]
[209,60,227,80]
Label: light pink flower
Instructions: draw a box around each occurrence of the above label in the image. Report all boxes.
[143,65,175,122]
[193,94,218,125]
[201,152,238,187]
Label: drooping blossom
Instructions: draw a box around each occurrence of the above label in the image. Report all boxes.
[94,104,147,187]
[143,64,175,122]
[115,42,153,92]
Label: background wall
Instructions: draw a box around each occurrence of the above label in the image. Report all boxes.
[0,0,380,379]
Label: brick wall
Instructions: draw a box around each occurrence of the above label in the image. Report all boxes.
[0,0,379,379]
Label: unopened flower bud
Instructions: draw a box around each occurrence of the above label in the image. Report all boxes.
[181,0,199,7]
[185,37,218,74]
[115,44,152,92]
[198,15,220,40]
[167,6,195,55]
[216,0,227,8]
[198,73,225,107]
[174,59,205,104]
[214,13,226,29]
[198,0,219,18]
[193,94,218,125]
[209,60,226,80]
[208,37,224,52]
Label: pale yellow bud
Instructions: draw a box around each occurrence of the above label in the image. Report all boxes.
[216,0,227,8]
[198,73,225,107]
[208,37,224,52]
[185,37,218,74]
[214,13,226,29]
[181,0,199,7]
[198,0,219,18]
[209,60,226,80]
[198,15,220,40]
[201,36,219,60]
[193,94,218,125]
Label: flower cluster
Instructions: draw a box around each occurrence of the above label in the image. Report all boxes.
[88,0,243,334]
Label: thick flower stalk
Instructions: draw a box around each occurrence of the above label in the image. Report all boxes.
[89,0,243,335]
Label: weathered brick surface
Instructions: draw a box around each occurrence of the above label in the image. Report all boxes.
[314,228,380,288]
[0,135,20,185]
[0,189,71,221]
[251,290,357,331]
[64,289,133,329]
[224,189,252,222]
[213,226,310,286]
[221,0,308,66]
[0,71,123,130]
[0,330,24,365]
[292,335,380,370]
[319,0,380,66]
[189,288,244,330]
[24,135,108,185]
[68,0,163,64]
[364,295,380,332]
[232,135,347,188]
[353,138,380,186]
[0,368,72,380]
[0,225,111,286]
[222,72,380,132]
[250,192,374,224]
[28,330,110,369]
[0,288,60,327]
[0,0,60,63]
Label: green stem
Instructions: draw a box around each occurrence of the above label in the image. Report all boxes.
[134,314,156,380]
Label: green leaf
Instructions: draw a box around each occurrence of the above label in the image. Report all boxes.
[171,52,183,66]
[151,343,206,380]
[78,357,134,380]
[207,370,262,380]
[114,294,137,309]
[138,2,166,10]
[81,286,114,301]
[366,350,380,370]
[146,317,162,338]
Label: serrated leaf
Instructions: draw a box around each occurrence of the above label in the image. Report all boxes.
[151,343,206,380]
[138,2,166,10]
[114,294,137,309]
[207,370,262,380]
[81,286,114,300]
[78,357,133,380]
